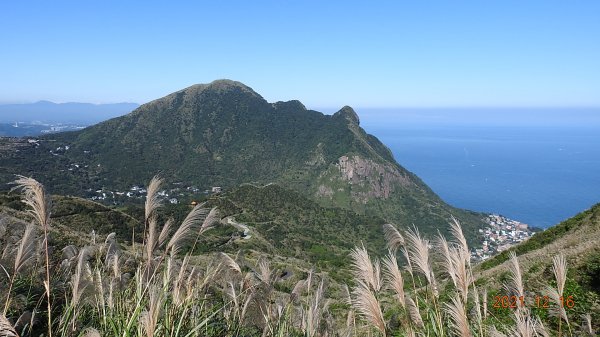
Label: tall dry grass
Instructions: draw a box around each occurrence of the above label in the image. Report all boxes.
[344,217,597,337]
[11,176,52,337]
[1,175,598,336]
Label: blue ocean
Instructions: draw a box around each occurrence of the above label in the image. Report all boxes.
[358,109,600,228]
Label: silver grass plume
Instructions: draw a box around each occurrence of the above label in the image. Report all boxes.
[307,278,326,337]
[140,286,163,337]
[373,258,382,292]
[350,245,380,292]
[482,288,488,319]
[544,286,569,323]
[13,224,36,275]
[382,251,405,309]
[145,215,158,261]
[582,314,593,335]
[12,176,51,228]
[13,177,52,337]
[445,295,471,337]
[240,273,255,324]
[351,282,386,336]
[382,223,404,252]
[405,226,436,293]
[257,256,273,285]
[157,218,173,248]
[291,279,306,303]
[506,252,524,299]
[184,267,199,303]
[449,215,469,255]
[167,204,212,257]
[511,310,535,337]
[552,254,567,298]
[450,246,471,303]
[4,224,37,315]
[71,247,93,307]
[225,280,238,315]
[93,268,105,314]
[144,176,163,224]
[437,233,457,287]
[219,252,241,274]
[62,245,78,261]
[81,327,101,337]
[306,268,314,294]
[0,314,19,337]
[342,284,355,335]
[199,207,219,235]
[401,246,412,277]
[103,233,118,264]
[533,317,550,337]
[488,326,507,337]
[173,255,191,306]
[406,295,423,328]
[472,287,484,336]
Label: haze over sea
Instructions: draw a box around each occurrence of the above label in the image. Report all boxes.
[358,108,600,228]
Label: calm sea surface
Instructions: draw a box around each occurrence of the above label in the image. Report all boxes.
[361,119,600,228]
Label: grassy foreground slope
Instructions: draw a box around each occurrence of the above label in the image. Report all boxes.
[1,176,598,336]
[477,203,600,284]
[475,203,600,323]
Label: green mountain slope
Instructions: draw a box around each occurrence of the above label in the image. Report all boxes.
[0,184,381,280]
[207,184,386,277]
[0,79,485,239]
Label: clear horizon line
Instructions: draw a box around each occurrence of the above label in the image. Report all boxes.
[1,100,600,110]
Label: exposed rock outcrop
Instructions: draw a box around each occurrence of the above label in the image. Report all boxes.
[316,155,413,204]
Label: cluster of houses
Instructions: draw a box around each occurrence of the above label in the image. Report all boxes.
[472,214,534,261]
[89,183,222,205]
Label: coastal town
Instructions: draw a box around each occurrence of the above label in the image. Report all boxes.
[471,214,535,261]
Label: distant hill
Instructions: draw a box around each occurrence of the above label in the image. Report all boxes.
[0,123,49,137]
[0,101,139,124]
[0,79,485,241]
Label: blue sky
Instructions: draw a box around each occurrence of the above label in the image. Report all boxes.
[1,1,599,108]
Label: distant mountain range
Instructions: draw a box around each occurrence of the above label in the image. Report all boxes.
[0,80,485,241]
[0,100,139,124]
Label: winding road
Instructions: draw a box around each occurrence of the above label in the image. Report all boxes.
[226,216,252,240]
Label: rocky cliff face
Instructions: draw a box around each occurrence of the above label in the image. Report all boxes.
[333,155,412,201]
[315,153,415,206]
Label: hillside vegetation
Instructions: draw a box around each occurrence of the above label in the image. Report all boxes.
[0,80,486,241]
[1,176,598,336]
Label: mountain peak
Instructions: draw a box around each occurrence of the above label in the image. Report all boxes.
[182,79,259,97]
[34,100,56,105]
[333,105,360,125]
